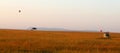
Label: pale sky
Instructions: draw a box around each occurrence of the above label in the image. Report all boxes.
[0,0,120,32]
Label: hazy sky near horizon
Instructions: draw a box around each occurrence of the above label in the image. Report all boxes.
[0,0,120,32]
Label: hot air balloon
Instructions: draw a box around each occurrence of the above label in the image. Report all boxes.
[19,10,21,13]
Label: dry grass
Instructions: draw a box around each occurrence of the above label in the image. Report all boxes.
[0,29,120,53]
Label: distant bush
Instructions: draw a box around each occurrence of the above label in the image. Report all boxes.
[31,27,37,30]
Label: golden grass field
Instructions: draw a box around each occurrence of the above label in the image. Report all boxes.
[0,29,120,53]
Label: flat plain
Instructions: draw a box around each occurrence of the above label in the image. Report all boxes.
[0,29,120,53]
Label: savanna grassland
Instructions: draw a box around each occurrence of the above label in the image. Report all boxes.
[0,29,120,53]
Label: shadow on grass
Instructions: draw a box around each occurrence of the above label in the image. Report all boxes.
[18,49,53,53]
